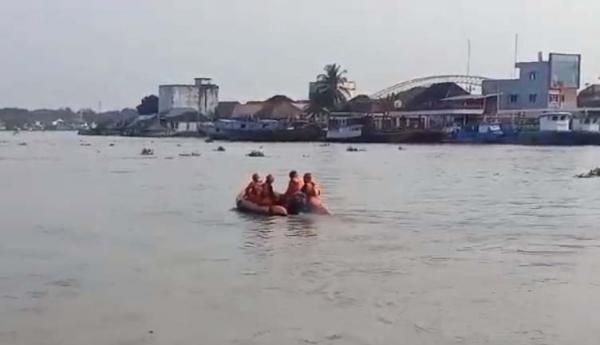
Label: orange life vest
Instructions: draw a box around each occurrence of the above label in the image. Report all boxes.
[301,182,321,198]
[285,177,303,197]
[258,182,276,206]
[244,181,262,202]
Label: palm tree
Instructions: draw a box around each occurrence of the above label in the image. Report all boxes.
[312,64,351,110]
[305,101,329,123]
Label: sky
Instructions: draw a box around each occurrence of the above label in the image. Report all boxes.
[1,0,599,110]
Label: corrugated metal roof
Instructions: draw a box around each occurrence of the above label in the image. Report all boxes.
[232,103,263,116]
[390,109,484,116]
[442,94,501,101]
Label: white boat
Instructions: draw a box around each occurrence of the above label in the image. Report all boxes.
[326,116,365,142]
[539,112,571,132]
[572,116,600,132]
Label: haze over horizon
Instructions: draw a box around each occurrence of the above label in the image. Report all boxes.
[1,0,599,110]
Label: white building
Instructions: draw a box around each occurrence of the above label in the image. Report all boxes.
[159,78,219,119]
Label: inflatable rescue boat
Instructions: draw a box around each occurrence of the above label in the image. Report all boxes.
[236,192,330,217]
[236,193,288,216]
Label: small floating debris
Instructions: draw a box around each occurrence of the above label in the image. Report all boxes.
[302,154,310,158]
[140,148,154,156]
[18,142,27,146]
[247,150,265,157]
[205,138,214,143]
[398,146,404,150]
[215,146,226,152]
[319,143,331,147]
[80,143,92,147]
[575,167,600,178]
[109,143,115,147]
[164,156,175,160]
[176,144,182,147]
[346,146,365,152]
[179,152,201,157]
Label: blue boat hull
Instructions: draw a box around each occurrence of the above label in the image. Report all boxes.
[448,129,600,146]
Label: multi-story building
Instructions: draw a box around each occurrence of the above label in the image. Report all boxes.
[158,78,219,119]
[158,78,220,134]
[483,52,581,115]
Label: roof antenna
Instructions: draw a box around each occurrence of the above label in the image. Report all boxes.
[466,39,472,93]
[513,33,519,78]
[466,38,471,77]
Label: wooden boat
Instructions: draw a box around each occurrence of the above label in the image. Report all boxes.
[511,113,600,145]
[204,119,325,142]
[326,115,444,143]
[446,113,600,146]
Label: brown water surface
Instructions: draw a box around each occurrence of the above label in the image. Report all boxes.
[1,132,600,344]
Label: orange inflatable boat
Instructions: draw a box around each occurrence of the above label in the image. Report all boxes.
[236,192,288,216]
[235,191,330,217]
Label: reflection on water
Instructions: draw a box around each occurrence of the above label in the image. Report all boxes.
[285,216,318,238]
[239,213,319,260]
[240,213,319,240]
[2,132,600,344]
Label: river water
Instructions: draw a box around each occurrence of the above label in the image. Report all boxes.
[1,131,600,345]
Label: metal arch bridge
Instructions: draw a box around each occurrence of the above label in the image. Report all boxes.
[370,75,489,99]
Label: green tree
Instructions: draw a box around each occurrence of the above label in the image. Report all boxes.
[312,64,351,110]
[136,95,159,115]
[305,101,330,123]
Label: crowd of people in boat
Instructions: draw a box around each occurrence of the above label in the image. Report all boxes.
[243,171,328,215]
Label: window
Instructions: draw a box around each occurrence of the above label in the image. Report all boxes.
[529,94,537,103]
[529,72,537,81]
[560,95,565,102]
[552,116,558,121]
[510,94,519,103]
[560,115,567,121]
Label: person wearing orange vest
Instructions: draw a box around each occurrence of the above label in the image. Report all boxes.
[258,174,278,206]
[301,172,330,215]
[284,170,303,198]
[244,173,263,203]
[301,172,321,198]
